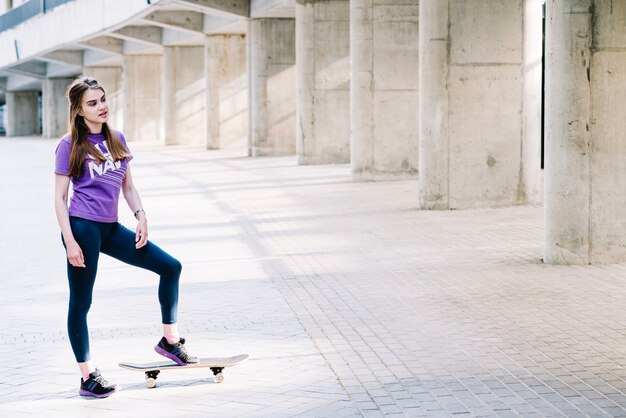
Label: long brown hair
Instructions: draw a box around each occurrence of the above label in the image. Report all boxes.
[66,76,131,177]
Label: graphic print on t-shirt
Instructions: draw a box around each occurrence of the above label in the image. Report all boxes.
[87,141,125,187]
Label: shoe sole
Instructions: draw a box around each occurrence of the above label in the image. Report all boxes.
[79,387,119,398]
[154,345,194,366]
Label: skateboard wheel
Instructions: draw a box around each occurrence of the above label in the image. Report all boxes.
[214,373,225,384]
[146,377,157,388]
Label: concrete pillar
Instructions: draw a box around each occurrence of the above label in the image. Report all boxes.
[350,0,419,181]
[0,0,11,15]
[521,0,543,204]
[206,35,247,150]
[419,0,524,209]
[544,0,626,264]
[6,91,39,137]
[123,55,162,143]
[84,67,123,132]
[296,0,350,165]
[42,78,73,138]
[249,19,296,157]
[162,46,206,146]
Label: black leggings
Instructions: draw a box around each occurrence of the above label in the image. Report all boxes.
[63,216,181,362]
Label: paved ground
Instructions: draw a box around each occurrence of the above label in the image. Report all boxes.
[3,136,626,417]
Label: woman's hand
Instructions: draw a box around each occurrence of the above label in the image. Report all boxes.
[135,217,148,249]
[122,166,149,249]
[66,240,86,268]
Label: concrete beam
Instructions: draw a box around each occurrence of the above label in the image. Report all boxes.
[122,41,163,55]
[251,0,295,18]
[82,49,123,67]
[6,74,42,91]
[111,26,163,46]
[142,11,204,35]
[39,50,83,67]
[5,61,47,79]
[79,36,124,55]
[45,62,82,78]
[204,14,247,34]
[172,0,249,18]
[162,28,205,46]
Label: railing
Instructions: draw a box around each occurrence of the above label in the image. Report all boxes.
[0,0,76,32]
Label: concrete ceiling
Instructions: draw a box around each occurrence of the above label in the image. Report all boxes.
[0,0,296,94]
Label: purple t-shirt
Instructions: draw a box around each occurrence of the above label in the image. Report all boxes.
[55,131,132,223]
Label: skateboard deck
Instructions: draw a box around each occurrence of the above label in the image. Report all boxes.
[119,354,249,387]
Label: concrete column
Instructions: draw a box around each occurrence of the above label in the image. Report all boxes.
[6,91,39,137]
[419,0,524,209]
[84,67,123,132]
[350,0,419,181]
[206,35,247,151]
[41,78,73,138]
[123,55,162,143]
[419,0,448,209]
[296,0,350,165]
[544,0,626,264]
[521,0,543,204]
[162,46,206,146]
[0,0,11,15]
[249,19,296,157]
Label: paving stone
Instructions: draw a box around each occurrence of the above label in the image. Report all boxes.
[5,137,626,416]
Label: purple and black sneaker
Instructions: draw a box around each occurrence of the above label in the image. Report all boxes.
[79,369,119,398]
[155,337,199,366]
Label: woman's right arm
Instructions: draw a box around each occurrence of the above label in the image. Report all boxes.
[54,174,85,268]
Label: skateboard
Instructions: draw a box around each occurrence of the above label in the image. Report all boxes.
[119,354,249,388]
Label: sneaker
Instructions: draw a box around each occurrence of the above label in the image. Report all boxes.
[79,369,120,398]
[155,336,199,366]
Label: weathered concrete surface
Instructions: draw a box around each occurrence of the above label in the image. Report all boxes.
[206,35,248,150]
[545,0,626,264]
[248,18,296,156]
[419,0,525,209]
[84,67,123,132]
[522,0,543,205]
[350,0,419,181]
[0,0,151,69]
[162,46,206,146]
[42,78,73,138]
[296,0,350,165]
[123,55,162,143]
[419,0,449,209]
[6,90,39,136]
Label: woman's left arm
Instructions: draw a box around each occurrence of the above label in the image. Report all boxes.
[122,165,148,249]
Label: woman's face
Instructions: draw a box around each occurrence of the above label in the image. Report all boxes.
[79,88,109,125]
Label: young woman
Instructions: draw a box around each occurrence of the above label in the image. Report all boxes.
[54,76,198,398]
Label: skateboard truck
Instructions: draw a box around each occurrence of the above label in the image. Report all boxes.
[145,370,160,388]
[210,367,225,384]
